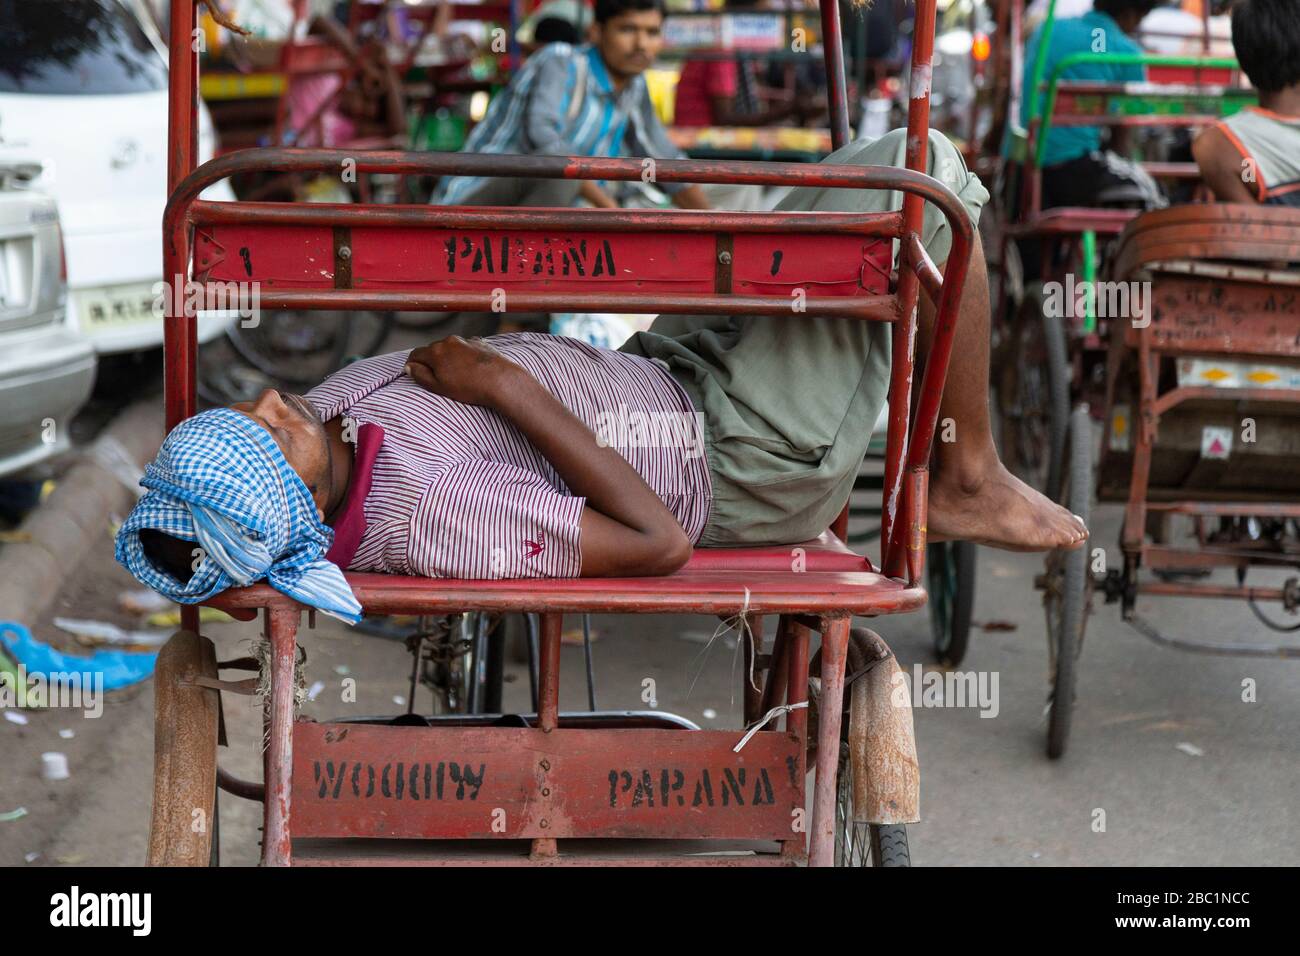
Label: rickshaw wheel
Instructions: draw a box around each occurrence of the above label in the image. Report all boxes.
[927,540,977,667]
[999,283,1070,498]
[834,745,911,867]
[147,630,220,866]
[1044,405,1093,760]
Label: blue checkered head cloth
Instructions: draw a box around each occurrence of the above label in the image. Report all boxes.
[114,408,363,624]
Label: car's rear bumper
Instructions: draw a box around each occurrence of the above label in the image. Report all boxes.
[0,324,97,478]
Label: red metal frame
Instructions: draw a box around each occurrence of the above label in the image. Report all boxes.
[163,0,967,866]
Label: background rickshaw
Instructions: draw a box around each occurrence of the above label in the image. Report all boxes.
[974,0,1300,758]
[1039,202,1300,758]
[991,0,1253,499]
[148,0,976,866]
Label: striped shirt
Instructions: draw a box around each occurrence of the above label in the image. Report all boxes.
[433,43,687,205]
[305,333,712,579]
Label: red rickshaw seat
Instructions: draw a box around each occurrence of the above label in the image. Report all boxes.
[206,533,927,619]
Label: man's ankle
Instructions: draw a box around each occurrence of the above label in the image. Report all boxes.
[934,447,1002,496]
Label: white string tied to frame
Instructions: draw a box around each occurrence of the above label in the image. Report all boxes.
[734,701,809,753]
[686,586,760,701]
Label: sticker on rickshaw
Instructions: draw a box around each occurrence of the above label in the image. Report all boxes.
[1200,426,1233,461]
[1109,404,1130,452]
[1177,357,1300,390]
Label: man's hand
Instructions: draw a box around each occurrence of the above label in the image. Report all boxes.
[405,336,523,407]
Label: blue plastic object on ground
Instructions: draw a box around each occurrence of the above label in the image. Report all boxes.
[0,621,158,694]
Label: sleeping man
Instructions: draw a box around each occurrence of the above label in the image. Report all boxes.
[116,130,1088,624]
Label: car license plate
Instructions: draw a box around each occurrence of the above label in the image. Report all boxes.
[78,283,158,333]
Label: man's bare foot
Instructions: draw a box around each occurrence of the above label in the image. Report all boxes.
[927,461,1088,552]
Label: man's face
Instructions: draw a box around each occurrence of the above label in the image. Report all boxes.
[230,389,332,515]
[593,9,664,80]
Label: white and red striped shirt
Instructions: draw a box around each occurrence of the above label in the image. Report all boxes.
[306,333,713,579]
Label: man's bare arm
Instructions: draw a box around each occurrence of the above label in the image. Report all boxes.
[1192,126,1259,203]
[405,337,693,577]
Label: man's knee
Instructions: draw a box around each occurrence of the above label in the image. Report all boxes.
[831,127,973,192]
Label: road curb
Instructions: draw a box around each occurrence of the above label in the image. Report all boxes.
[0,400,163,629]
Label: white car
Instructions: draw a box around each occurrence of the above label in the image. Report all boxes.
[0,0,236,355]
[0,162,96,478]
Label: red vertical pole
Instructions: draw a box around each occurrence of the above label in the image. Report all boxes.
[879,300,913,577]
[262,605,298,867]
[780,620,810,862]
[759,616,792,717]
[819,0,851,150]
[537,612,562,732]
[882,0,938,578]
[166,2,199,633]
[809,617,849,867]
[165,0,198,433]
[532,612,562,859]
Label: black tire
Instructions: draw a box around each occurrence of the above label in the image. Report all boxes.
[1041,299,1072,502]
[869,823,912,867]
[834,747,911,867]
[927,540,977,667]
[1045,405,1093,759]
[999,283,1071,497]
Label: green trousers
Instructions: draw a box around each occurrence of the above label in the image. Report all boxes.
[619,129,990,546]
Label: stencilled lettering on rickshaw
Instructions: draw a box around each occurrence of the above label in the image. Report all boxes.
[442,235,620,278]
[312,760,485,801]
[606,766,778,809]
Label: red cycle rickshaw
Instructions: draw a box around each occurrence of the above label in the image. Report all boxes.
[149,0,973,866]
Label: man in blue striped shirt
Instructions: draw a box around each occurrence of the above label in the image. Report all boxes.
[434,0,711,209]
